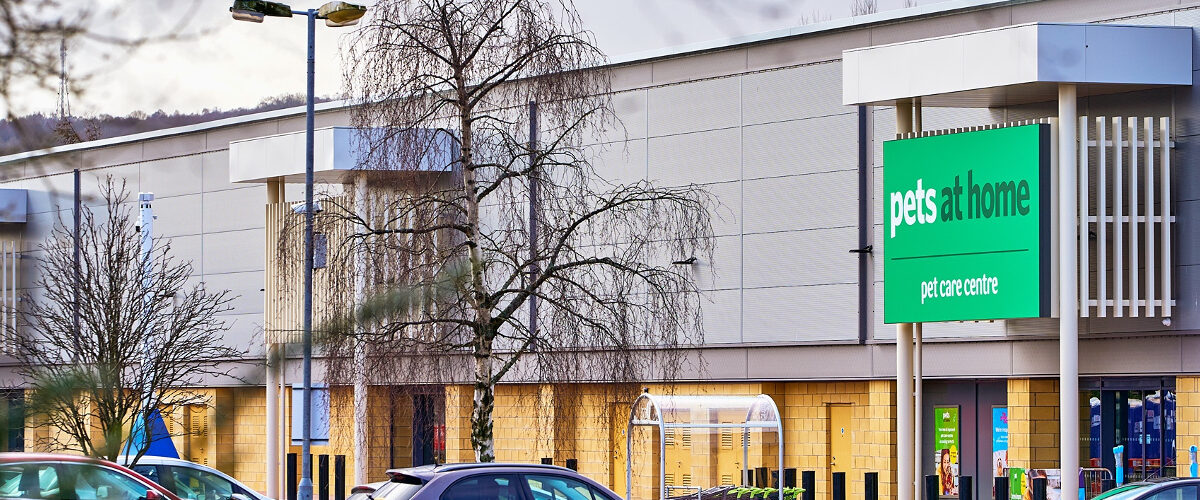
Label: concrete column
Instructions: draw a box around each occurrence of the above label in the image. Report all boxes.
[352,174,370,485]
[1058,83,1080,500]
[265,178,282,500]
[914,322,923,491]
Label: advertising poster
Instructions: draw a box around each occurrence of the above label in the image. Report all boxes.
[1009,468,1025,500]
[993,407,1009,478]
[935,406,960,497]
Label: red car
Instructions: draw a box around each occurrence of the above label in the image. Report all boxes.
[0,453,180,500]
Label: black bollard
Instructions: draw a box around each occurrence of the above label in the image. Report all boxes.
[993,477,1008,500]
[924,475,939,500]
[864,472,878,500]
[1031,477,1047,500]
[801,471,815,500]
[959,476,972,500]
[832,472,846,500]
[784,469,797,488]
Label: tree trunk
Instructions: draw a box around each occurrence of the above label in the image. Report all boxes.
[471,347,496,462]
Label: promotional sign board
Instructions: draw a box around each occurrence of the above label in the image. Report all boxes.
[993,406,1009,479]
[883,124,1051,323]
[934,406,960,497]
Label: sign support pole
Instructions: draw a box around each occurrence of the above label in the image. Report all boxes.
[911,98,924,500]
[1058,83,1080,500]
[895,98,915,500]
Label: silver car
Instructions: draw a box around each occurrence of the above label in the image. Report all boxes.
[120,456,269,500]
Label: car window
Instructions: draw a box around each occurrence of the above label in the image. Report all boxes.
[62,463,148,500]
[1143,485,1199,500]
[375,481,424,500]
[167,466,234,500]
[0,464,60,499]
[440,475,520,500]
[130,467,159,486]
[523,475,593,500]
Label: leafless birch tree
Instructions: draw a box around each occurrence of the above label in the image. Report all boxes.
[320,0,715,462]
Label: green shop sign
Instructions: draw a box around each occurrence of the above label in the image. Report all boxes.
[883,124,1051,323]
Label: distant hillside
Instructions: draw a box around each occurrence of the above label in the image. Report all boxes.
[0,94,335,156]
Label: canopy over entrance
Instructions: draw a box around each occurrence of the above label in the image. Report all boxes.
[625,393,783,500]
[843,23,1192,107]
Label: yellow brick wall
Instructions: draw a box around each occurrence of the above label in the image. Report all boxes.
[214,388,268,493]
[1007,378,1060,469]
[1177,376,1200,472]
[442,381,897,500]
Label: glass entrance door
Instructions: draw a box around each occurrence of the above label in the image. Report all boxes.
[1081,379,1176,486]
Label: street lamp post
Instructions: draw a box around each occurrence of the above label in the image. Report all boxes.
[229,3,366,500]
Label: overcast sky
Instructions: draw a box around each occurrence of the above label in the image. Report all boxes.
[18,0,941,118]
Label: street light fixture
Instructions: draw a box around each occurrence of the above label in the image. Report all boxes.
[230,3,366,500]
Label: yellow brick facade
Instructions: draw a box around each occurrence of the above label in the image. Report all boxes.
[1007,378,1060,469]
[1177,376,1200,472]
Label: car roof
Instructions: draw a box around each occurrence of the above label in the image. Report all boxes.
[385,463,579,482]
[0,453,182,500]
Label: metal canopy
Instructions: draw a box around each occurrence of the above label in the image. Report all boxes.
[228,127,457,184]
[842,23,1193,107]
[625,394,783,500]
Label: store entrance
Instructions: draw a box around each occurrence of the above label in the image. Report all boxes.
[1083,378,1176,483]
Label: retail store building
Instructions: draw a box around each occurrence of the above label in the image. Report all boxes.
[2,0,1200,499]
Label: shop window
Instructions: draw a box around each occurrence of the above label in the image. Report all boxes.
[0,390,23,452]
[1080,379,1176,484]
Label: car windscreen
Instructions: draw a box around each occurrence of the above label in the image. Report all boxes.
[374,480,424,500]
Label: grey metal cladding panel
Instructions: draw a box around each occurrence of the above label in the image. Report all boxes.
[1083,88,1172,122]
[1180,265,1200,330]
[920,320,1007,339]
[203,187,267,233]
[1180,200,1200,265]
[201,151,235,193]
[586,90,647,144]
[872,108,896,166]
[647,128,740,186]
[202,228,265,275]
[1172,137,1200,201]
[741,62,848,125]
[141,155,204,200]
[742,227,857,289]
[1005,317,1060,337]
[1174,8,1200,71]
[201,270,265,315]
[701,180,742,238]
[1002,102,1056,124]
[693,235,741,291]
[700,288,742,345]
[587,139,647,187]
[872,167,884,226]
[920,107,1001,131]
[167,234,204,275]
[1173,71,1200,138]
[742,114,857,180]
[153,194,203,237]
[742,283,857,343]
[646,77,740,137]
[742,170,857,234]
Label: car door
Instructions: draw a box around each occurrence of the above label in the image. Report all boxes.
[439,474,523,500]
[59,463,155,500]
[520,474,600,500]
[164,466,236,500]
[0,462,61,499]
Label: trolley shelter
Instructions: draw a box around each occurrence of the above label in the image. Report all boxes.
[625,394,783,500]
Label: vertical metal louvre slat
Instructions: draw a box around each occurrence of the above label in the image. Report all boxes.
[1144,117,1155,317]
[1160,117,1172,317]
[1113,117,1124,318]
[1128,117,1140,318]
[1079,116,1089,317]
[1096,117,1108,317]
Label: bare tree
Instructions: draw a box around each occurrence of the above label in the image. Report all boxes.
[317,0,714,462]
[14,178,240,464]
[850,0,879,16]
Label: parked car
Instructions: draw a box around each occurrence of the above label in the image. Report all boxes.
[0,453,180,500]
[347,481,386,500]
[1093,477,1200,500]
[371,463,620,500]
[119,456,268,500]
